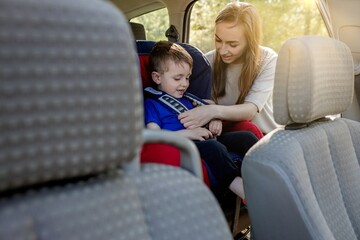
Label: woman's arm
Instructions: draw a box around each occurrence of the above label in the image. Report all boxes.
[180,47,277,130]
[178,103,257,129]
[215,102,258,121]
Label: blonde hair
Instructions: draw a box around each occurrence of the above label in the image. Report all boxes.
[212,2,262,104]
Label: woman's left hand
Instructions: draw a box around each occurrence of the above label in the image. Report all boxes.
[179,105,215,129]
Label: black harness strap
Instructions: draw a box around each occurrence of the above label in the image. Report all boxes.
[144,87,208,115]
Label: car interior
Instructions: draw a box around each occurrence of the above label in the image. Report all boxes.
[0,0,233,239]
[1,0,360,239]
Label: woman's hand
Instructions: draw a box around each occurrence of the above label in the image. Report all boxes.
[208,119,222,136]
[178,105,216,129]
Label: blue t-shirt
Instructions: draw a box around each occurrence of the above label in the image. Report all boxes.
[144,97,194,131]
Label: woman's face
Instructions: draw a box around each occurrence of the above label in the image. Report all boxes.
[215,21,247,64]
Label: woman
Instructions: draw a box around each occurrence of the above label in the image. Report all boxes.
[179,2,278,134]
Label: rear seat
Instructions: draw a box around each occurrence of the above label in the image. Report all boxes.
[129,22,146,40]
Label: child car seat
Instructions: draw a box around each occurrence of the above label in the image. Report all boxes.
[137,40,213,186]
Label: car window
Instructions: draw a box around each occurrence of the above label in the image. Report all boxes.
[130,8,169,41]
[189,0,328,54]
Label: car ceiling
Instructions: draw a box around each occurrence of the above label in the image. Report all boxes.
[110,0,195,20]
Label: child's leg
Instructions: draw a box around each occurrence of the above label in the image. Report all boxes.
[212,131,258,199]
[229,176,245,199]
[194,139,242,197]
[217,131,258,159]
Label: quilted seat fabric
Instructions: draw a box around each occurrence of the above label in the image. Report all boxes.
[0,171,150,240]
[0,165,231,240]
[244,119,360,240]
[243,36,360,240]
[0,0,233,239]
[273,37,354,125]
[0,0,143,191]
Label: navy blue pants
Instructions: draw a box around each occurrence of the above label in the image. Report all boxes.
[194,131,258,190]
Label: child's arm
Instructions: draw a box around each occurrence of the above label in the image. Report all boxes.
[146,122,213,141]
[146,122,161,130]
[176,128,213,141]
[203,99,216,105]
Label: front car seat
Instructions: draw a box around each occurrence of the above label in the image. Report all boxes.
[242,36,360,240]
[0,0,233,239]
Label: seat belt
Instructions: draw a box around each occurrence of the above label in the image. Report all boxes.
[144,86,208,115]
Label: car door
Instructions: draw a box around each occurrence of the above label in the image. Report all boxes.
[316,0,360,121]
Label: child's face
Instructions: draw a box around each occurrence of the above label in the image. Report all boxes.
[153,60,191,98]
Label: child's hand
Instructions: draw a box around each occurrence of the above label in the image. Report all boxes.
[209,119,222,136]
[191,99,214,107]
[177,127,213,141]
[203,99,216,105]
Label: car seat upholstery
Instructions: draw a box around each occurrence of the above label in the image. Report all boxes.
[242,36,360,240]
[0,0,233,239]
[136,40,212,99]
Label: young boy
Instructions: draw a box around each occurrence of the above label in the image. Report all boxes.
[144,41,258,199]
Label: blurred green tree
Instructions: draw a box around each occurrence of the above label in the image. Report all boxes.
[190,0,328,53]
[131,8,169,41]
[131,0,328,53]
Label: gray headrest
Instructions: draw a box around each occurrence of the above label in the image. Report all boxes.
[273,36,354,125]
[130,22,146,40]
[0,0,143,191]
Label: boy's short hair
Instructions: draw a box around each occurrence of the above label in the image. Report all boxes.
[149,41,193,74]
